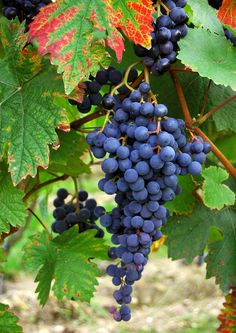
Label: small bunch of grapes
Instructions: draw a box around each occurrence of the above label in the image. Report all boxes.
[2,0,51,30]
[134,0,188,75]
[68,67,138,114]
[224,28,236,47]
[208,0,222,9]
[51,188,105,238]
[86,81,211,321]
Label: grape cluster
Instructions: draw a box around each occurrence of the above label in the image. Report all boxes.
[2,0,51,29]
[134,0,188,75]
[69,67,138,114]
[51,188,105,238]
[86,82,211,321]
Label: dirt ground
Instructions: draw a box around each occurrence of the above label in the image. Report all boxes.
[0,256,224,333]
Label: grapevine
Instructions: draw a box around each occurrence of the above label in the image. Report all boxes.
[0,0,235,331]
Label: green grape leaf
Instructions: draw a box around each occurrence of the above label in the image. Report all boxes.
[212,95,236,133]
[0,163,26,235]
[163,204,213,262]
[188,0,223,34]
[28,0,153,94]
[24,228,108,306]
[202,166,235,210]
[0,19,69,185]
[48,130,90,177]
[0,303,22,333]
[178,28,236,91]
[164,203,236,293]
[165,175,196,215]
[206,206,236,293]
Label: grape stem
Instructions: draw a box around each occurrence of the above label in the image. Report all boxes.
[99,110,112,133]
[120,71,145,100]
[72,177,80,213]
[70,71,146,131]
[144,65,158,104]
[144,65,150,84]
[27,208,51,235]
[160,1,170,14]
[110,61,140,96]
[170,69,236,179]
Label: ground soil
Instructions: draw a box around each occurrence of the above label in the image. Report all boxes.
[0,255,224,333]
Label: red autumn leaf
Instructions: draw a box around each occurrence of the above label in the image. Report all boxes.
[28,0,154,95]
[218,0,236,29]
[217,289,236,333]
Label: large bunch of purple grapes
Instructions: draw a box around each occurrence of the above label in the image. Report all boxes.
[69,67,138,114]
[86,82,211,321]
[134,0,188,75]
[51,188,105,238]
[2,0,51,29]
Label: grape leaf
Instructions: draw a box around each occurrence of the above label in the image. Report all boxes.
[178,28,236,91]
[0,303,22,333]
[206,206,236,293]
[202,166,235,210]
[218,0,236,29]
[111,0,153,48]
[0,19,69,185]
[188,0,224,34]
[0,163,26,235]
[214,135,236,164]
[28,0,153,94]
[24,228,108,306]
[212,98,236,133]
[163,204,214,262]
[164,203,236,293]
[165,175,196,215]
[48,130,91,177]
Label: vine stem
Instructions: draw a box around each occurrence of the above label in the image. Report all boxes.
[23,175,68,202]
[169,70,193,127]
[0,226,19,243]
[169,67,194,73]
[27,208,51,235]
[193,127,236,179]
[200,80,212,117]
[70,109,105,130]
[197,94,236,125]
